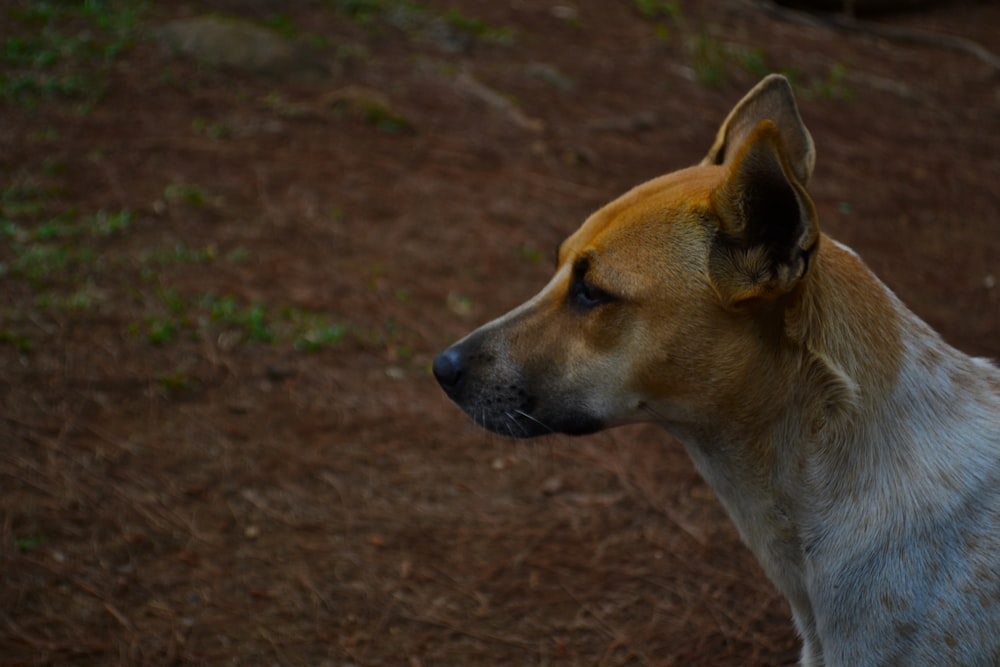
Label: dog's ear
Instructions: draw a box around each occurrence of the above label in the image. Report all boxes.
[702,74,815,186]
[708,119,819,308]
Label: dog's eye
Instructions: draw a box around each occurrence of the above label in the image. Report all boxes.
[567,256,616,310]
[570,277,614,310]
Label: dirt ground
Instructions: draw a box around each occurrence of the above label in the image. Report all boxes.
[1,1,998,665]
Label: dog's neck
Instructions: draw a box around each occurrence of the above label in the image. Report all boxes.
[786,236,997,495]
[788,237,999,536]
[664,234,1000,611]
[678,234,994,489]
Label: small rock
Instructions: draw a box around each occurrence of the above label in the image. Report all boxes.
[422,16,476,54]
[154,16,328,79]
[551,5,579,21]
[526,62,575,92]
[540,475,564,495]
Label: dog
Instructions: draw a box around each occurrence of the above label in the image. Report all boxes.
[433,74,1000,665]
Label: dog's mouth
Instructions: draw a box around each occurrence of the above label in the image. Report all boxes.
[433,345,603,438]
[471,399,556,439]
[458,396,604,439]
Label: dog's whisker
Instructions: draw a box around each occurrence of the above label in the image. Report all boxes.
[502,411,522,437]
[502,412,518,438]
[512,408,555,434]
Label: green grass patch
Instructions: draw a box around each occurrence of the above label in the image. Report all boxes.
[191,117,232,141]
[293,322,347,352]
[225,247,251,264]
[263,13,298,38]
[632,0,682,21]
[0,329,34,354]
[15,534,44,553]
[11,243,71,283]
[129,287,351,354]
[157,369,192,396]
[802,64,854,101]
[1,181,58,221]
[1,0,147,108]
[627,3,778,90]
[143,318,178,345]
[143,243,218,266]
[2,205,131,285]
[441,8,514,44]
[0,221,20,239]
[201,294,275,343]
[163,183,208,207]
[360,103,411,134]
[36,280,100,312]
[284,307,348,352]
[86,209,132,237]
[330,0,388,24]
[330,89,413,134]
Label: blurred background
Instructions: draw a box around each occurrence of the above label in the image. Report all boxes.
[1,0,997,664]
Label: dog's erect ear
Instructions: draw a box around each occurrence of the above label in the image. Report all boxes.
[708,119,819,308]
[702,74,815,186]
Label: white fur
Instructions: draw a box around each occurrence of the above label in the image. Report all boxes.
[678,268,1000,666]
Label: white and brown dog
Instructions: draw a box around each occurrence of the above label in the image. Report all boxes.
[433,74,1000,665]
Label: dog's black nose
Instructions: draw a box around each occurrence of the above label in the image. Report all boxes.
[433,347,464,390]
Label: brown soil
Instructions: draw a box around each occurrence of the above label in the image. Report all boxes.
[2,1,998,665]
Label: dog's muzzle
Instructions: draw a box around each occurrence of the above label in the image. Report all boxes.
[432,340,553,437]
[433,340,602,438]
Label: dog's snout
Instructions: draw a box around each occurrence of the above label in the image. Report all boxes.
[433,347,464,391]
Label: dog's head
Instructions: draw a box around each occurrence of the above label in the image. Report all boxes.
[434,75,820,438]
